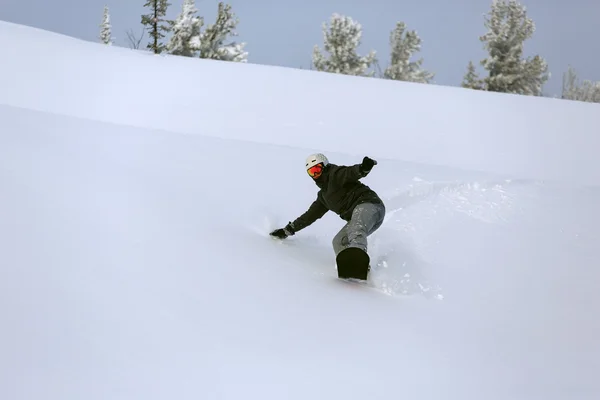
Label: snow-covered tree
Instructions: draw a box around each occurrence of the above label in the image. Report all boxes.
[383,22,433,83]
[312,13,376,77]
[461,61,484,90]
[562,66,600,103]
[198,2,248,62]
[478,0,549,96]
[167,0,203,57]
[141,0,172,54]
[99,5,114,45]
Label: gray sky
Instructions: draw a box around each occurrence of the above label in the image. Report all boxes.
[2,0,598,96]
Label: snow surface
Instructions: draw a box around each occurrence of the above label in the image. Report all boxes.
[1,20,599,400]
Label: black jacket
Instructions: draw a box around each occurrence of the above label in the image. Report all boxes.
[287,163,383,234]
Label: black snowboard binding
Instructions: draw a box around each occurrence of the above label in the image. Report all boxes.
[336,247,370,281]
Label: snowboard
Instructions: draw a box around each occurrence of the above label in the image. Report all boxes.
[336,247,370,281]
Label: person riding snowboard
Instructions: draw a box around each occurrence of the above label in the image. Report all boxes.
[270,153,385,279]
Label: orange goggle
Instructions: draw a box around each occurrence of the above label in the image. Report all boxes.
[307,164,324,178]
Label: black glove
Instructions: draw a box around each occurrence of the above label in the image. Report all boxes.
[270,223,295,239]
[360,156,377,175]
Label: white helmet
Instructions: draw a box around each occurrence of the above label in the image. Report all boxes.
[305,153,329,170]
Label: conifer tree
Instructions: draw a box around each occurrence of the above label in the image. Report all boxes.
[141,0,172,54]
[562,66,600,103]
[478,0,549,95]
[99,5,113,46]
[383,21,433,83]
[312,13,376,77]
[167,0,203,57]
[198,2,248,62]
[461,61,484,89]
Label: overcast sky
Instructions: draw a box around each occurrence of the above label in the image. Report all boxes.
[1,0,598,96]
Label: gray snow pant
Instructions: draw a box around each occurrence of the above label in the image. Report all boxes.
[332,202,385,256]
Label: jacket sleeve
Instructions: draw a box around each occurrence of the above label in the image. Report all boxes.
[332,164,365,184]
[287,196,329,234]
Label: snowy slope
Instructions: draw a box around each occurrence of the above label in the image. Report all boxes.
[1,20,599,400]
[1,21,600,186]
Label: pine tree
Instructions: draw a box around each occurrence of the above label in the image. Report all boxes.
[99,5,113,45]
[383,21,433,83]
[562,66,600,103]
[478,0,549,95]
[461,61,484,89]
[141,0,172,54]
[167,0,203,57]
[198,2,248,62]
[312,13,376,77]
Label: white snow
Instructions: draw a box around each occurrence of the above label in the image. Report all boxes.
[1,20,599,400]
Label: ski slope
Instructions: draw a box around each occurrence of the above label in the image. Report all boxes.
[1,20,599,400]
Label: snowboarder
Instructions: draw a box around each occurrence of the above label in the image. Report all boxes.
[269,153,385,280]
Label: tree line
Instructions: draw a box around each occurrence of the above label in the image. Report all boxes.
[100,1,247,62]
[99,0,599,103]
